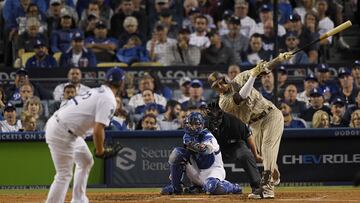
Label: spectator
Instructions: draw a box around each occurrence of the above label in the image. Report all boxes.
[242,33,272,65]
[352,60,360,89]
[332,67,358,107]
[200,29,236,65]
[108,96,132,131]
[79,0,110,35]
[146,24,177,65]
[283,84,307,117]
[217,9,233,36]
[94,0,114,20]
[134,90,165,114]
[182,6,200,33]
[258,20,278,55]
[330,97,347,127]
[300,87,331,122]
[15,83,34,108]
[116,35,149,64]
[172,76,191,103]
[293,0,316,23]
[197,0,219,18]
[316,63,338,101]
[303,11,320,43]
[46,0,79,36]
[277,66,288,97]
[349,110,360,128]
[0,103,22,132]
[297,73,319,108]
[85,20,118,62]
[21,112,37,131]
[282,32,309,64]
[312,110,330,128]
[181,79,206,110]
[16,17,48,59]
[148,71,173,100]
[140,113,158,130]
[0,87,6,113]
[343,91,360,126]
[53,67,91,101]
[18,3,47,35]
[21,96,46,130]
[189,14,210,49]
[285,13,318,63]
[25,38,58,69]
[59,31,97,68]
[316,0,334,45]
[50,9,80,53]
[259,72,274,102]
[49,84,77,115]
[164,28,201,66]
[158,100,182,130]
[6,69,52,101]
[155,9,179,39]
[176,109,188,129]
[78,3,103,37]
[281,102,306,128]
[128,74,167,110]
[233,0,256,38]
[147,0,182,35]
[252,5,286,36]
[221,16,248,65]
[227,64,241,80]
[111,0,146,41]
[118,16,145,47]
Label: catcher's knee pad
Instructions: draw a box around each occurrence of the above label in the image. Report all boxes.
[204,178,226,195]
[168,147,190,165]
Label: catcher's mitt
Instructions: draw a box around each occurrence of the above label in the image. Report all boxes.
[95,140,123,159]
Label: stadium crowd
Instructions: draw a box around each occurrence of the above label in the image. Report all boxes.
[0,0,359,132]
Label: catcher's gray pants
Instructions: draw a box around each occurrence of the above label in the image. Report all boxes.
[45,116,94,203]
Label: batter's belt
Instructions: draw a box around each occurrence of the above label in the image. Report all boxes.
[248,107,273,125]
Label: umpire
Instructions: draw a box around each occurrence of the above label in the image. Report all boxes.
[205,101,261,191]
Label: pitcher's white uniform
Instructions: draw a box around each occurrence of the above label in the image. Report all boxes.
[45,85,116,203]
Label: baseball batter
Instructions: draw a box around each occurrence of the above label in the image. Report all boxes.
[44,68,124,203]
[208,52,293,199]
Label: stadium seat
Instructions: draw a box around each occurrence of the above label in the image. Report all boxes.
[19,52,35,67]
[53,52,62,64]
[97,62,128,68]
[130,62,163,67]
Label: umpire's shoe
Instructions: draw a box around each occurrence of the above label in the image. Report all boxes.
[160,184,183,195]
[248,170,275,199]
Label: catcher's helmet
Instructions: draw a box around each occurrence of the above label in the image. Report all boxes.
[208,72,226,88]
[184,112,205,136]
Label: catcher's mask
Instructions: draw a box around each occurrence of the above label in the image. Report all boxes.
[184,112,205,137]
[208,72,228,88]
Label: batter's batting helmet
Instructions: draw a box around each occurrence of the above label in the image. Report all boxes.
[208,72,226,88]
[106,67,125,84]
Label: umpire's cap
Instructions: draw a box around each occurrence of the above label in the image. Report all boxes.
[208,72,225,88]
[106,67,125,83]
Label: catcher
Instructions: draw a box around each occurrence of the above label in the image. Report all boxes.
[161,112,241,195]
[44,68,124,203]
[208,52,293,199]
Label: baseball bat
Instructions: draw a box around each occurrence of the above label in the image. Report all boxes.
[292,20,352,55]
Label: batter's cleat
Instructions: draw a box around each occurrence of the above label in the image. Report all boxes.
[160,184,183,195]
[232,183,242,194]
[248,170,275,199]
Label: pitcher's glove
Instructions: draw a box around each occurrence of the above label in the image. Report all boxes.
[95,140,123,159]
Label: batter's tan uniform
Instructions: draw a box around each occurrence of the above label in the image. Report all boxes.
[218,70,283,174]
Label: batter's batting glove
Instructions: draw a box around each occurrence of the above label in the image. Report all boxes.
[278,52,293,62]
[94,140,123,159]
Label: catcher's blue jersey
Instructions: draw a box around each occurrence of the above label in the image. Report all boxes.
[183,129,221,169]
